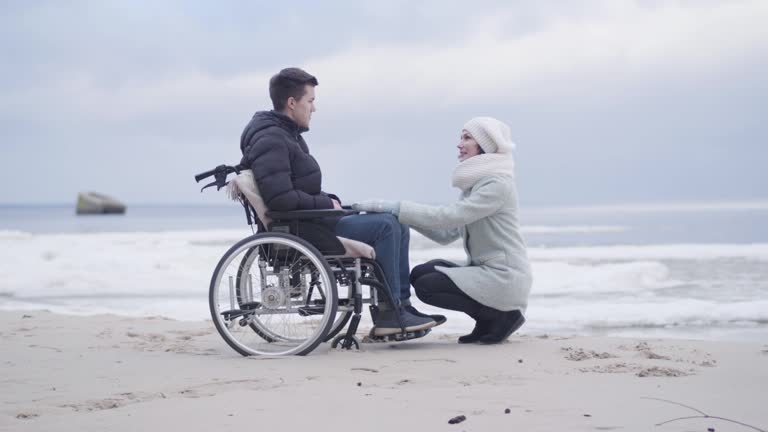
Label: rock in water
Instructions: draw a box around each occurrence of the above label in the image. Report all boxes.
[76,192,126,215]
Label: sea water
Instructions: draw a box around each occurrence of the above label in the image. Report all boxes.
[1,203,766,342]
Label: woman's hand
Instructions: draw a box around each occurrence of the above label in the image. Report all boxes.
[352,200,401,215]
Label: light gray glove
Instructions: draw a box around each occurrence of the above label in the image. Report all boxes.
[352,200,401,215]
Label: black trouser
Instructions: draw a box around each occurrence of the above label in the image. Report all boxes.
[410,259,486,318]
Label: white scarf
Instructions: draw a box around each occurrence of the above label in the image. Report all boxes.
[451,153,515,192]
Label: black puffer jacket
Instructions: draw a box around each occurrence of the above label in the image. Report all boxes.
[239,111,334,211]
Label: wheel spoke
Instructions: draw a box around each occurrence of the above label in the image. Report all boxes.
[209,233,340,356]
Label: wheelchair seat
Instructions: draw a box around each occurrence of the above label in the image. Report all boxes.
[226,170,375,260]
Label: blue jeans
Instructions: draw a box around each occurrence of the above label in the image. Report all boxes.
[335,213,411,305]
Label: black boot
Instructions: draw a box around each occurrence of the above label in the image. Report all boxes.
[458,319,492,344]
[401,298,447,326]
[478,310,525,344]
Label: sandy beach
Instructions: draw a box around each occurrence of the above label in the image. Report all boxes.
[2,310,766,432]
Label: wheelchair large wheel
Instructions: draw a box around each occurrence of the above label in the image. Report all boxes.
[236,249,354,343]
[235,248,281,343]
[209,232,338,356]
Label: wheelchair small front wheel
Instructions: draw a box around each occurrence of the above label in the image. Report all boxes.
[209,232,338,356]
[331,334,360,350]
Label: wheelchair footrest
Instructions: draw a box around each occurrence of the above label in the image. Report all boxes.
[221,308,256,321]
[297,305,325,316]
[221,301,262,320]
[367,328,431,343]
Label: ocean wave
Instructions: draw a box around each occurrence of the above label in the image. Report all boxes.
[528,244,768,261]
[1,229,767,342]
[530,261,678,295]
[3,231,767,300]
[528,299,768,329]
[522,225,629,234]
[0,230,33,240]
[524,201,768,214]
[411,243,768,261]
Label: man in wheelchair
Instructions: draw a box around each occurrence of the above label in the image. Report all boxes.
[237,67,445,339]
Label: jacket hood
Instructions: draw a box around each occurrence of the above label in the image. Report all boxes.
[249,110,307,135]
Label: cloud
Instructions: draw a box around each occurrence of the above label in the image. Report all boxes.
[310,0,768,111]
[1,0,767,204]
[3,0,766,128]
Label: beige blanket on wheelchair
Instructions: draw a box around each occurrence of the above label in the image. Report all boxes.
[226,170,375,260]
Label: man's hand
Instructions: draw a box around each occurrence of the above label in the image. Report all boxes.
[332,199,342,209]
[352,200,400,215]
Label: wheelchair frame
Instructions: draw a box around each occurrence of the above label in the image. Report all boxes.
[196,164,430,356]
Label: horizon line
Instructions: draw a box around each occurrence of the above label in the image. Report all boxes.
[2,199,768,213]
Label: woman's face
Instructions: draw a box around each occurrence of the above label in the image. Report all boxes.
[457,129,482,162]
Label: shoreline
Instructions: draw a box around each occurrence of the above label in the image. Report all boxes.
[2,310,766,431]
[2,306,767,344]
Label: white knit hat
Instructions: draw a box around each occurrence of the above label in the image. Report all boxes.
[463,117,516,154]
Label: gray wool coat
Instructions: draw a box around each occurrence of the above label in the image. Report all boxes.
[398,175,532,313]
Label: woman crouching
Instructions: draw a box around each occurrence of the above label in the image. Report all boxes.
[353,117,532,344]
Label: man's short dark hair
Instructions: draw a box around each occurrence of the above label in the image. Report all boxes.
[269,68,318,111]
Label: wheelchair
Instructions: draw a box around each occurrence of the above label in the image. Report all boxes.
[194,164,431,356]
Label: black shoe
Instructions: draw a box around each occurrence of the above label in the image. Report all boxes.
[478,310,525,344]
[457,319,492,344]
[401,299,447,326]
[372,307,436,337]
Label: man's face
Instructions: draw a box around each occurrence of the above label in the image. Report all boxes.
[290,85,316,129]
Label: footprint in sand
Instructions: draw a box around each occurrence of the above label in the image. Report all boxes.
[579,362,637,374]
[168,329,214,339]
[578,362,693,377]
[397,358,456,364]
[561,346,617,361]
[636,366,692,377]
[617,342,674,361]
[60,392,162,412]
[124,331,215,355]
[60,379,284,412]
[350,367,379,373]
[635,342,672,360]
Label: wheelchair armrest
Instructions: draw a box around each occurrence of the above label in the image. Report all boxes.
[266,209,350,221]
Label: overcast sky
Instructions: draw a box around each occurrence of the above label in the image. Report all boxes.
[1,0,766,206]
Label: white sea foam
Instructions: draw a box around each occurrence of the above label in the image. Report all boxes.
[531,261,679,295]
[525,200,768,214]
[528,244,768,261]
[1,229,766,341]
[411,242,768,263]
[528,299,768,330]
[0,230,33,240]
[522,225,629,234]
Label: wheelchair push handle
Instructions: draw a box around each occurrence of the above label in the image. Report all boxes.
[194,163,243,192]
[194,164,241,182]
[194,167,218,183]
